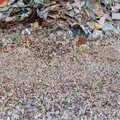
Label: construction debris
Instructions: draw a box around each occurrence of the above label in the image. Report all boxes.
[0,1,120,120]
[0,0,119,35]
[0,0,119,57]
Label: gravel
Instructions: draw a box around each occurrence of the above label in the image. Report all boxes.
[0,28,120,120]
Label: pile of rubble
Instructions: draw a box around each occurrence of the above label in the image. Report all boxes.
[0,0,120,37]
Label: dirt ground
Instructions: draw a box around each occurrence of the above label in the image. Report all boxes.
[0,29,120,120]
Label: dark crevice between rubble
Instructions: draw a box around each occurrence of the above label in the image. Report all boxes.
[0,7,39,29]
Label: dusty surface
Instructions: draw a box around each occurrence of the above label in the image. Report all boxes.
[0,29,120,119]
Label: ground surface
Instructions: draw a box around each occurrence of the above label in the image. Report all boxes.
[0,28,120,120]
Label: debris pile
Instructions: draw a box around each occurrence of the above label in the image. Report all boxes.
[0,0,119,33]
[0,0,120,58]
